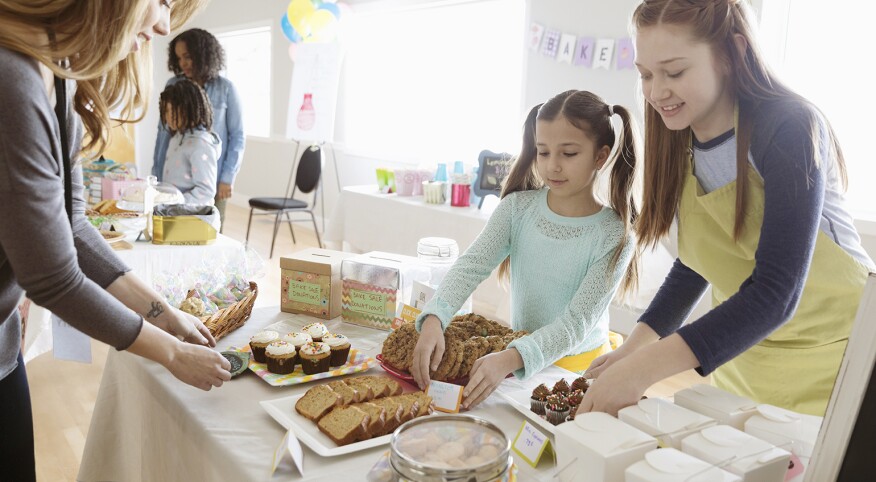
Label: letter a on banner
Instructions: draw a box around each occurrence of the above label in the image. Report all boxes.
[593,38,615,69]
[557,34,577,64]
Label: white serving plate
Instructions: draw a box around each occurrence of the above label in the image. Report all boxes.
[496,387,563,435]
[260,393,410,457]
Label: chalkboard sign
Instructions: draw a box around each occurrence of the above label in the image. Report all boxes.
[474,150,513,209]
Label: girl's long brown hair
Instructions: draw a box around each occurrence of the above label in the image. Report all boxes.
[0,0,207,156]
[633,0,846,248]
[498,90,641,298]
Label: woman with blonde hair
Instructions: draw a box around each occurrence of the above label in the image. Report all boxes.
[0,1,231,479]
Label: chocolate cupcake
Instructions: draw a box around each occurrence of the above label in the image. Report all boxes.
[545,395,570,426]
[249,330,279,363]
[552,378,570,395]
[323,333,351,367]
[571,376,590,393]
[530,383,551,415]
[299,342,331,375]
[265,341,297,374]
[567,389,585,414]
[303,322,329,342]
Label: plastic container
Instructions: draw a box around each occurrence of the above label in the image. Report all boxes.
[389,415,513,482]
[416,237,471,313]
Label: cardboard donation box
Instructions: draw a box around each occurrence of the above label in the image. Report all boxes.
[618,398,716,450]
[674,384,758,430]
[340,251,419,331]
[281,248,355,319]
[554,412,657,482]
[681,425,791,482]
[625,448,741,482]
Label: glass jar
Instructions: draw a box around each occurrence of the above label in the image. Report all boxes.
[416,237,472,313]
[389,415,514,482]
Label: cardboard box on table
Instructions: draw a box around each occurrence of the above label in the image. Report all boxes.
[280,248,356,319]
[743,404,822,482]
[554,412,657,482]
[674,384,758,430]
[625,448,741,482]
[618,397,717,450]
[340,251,420,331]
[681,425,791,482]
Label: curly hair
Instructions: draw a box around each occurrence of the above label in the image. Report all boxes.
[167,28,225,83]
[159,79,213,136]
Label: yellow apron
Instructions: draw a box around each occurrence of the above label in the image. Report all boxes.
[677,161,869,415]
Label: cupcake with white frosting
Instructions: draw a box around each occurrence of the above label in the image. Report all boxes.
[323,334,351,367]
[265,340,297,374]
[249,330,279,363]
[282,332,312,351]
[299,342,331,374]
[303,322,329,342]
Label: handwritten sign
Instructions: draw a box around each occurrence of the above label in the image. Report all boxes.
[348,289,388,316]
[270,430,304,477]
[400,304,422,323]
[426,380,464,413]
[474,150,513,208]
[288,279,322,305]
[512,421,552,468]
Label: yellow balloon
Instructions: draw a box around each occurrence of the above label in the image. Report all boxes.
[308,9,338,42]
[286,0,315,37]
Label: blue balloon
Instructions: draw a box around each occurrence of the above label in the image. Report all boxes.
[280,13,302,43]
[317,3,341,19]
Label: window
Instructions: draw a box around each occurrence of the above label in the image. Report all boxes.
[760,1,876,217]
[340,0,525,163]
[216,25,272,138]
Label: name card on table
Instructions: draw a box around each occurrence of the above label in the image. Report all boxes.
[52,314,92,363]
[427,380,464,413]
[512,421,552,468]
[270,430,304,477]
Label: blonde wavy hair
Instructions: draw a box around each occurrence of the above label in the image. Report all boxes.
[0,0,207,155]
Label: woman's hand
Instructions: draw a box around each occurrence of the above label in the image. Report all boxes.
[159,308,216,347]
[576,357,649,416]
[410,315,445,390]
[165,341,232,391]
[584,345,631,379]
[462,349,523,409]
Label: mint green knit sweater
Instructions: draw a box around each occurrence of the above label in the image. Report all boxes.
[416,188,634,379]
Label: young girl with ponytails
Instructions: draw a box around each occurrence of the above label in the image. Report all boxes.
[410,90,641,408]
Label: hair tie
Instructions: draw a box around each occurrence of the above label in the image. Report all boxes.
[607,104,615,116]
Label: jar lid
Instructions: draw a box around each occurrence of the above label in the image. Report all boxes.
[390,415,511,481]
[417,237,459,259]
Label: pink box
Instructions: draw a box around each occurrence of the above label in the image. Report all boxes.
[101,178,141,200]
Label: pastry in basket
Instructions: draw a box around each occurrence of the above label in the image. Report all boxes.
[303,322,329,342]
[265,340,297,374]
[323,333,351,367]
[178,297,206,317]
[299,341,331,375]
[249,330,279,363]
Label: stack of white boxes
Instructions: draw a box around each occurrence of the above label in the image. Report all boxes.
[626,448,741,482]
[618,398,716,449]
[744,404,822,482]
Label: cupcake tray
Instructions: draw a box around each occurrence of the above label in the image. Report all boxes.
[234,346,377,386]
[497,388,569,435]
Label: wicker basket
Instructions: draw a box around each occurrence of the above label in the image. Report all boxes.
[185,281,258,341]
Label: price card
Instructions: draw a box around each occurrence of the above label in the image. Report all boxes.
[426,380,464,413]
[511,421,552,468]
[270,430,304,477]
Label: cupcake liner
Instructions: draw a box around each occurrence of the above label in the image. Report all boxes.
[530,397,547,415]
[329,345,351,367]
[546,408,570,426]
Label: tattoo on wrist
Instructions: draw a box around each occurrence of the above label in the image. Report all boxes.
[146,301,165,319]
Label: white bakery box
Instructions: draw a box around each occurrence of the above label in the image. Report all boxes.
[744,404,823,481]
[681,425,791,482]
[555,412,657,482]
[618,397,716,450]
[674,384,758,430]
[625,447,741,482]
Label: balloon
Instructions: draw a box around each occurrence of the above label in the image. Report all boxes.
[308,9,338,43]
[286,0,316,37]
[280,13,302,43]
[317,2,341,19]
[288,42,299,62]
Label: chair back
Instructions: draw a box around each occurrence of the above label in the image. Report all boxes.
[295,146,322,194]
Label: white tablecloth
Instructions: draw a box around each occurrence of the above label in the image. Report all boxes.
[325,185,512,320]
[78,307,573,481]
[23,234,247,363]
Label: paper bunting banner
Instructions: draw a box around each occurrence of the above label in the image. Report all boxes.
[557,34,577,64]
[541,29,561,58]
[616,37,635,69]
[593,38,615,69]
[528,23,545,51]
[574,37,595,67]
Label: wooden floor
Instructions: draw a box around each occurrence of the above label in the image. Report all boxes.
[26,202,704,481]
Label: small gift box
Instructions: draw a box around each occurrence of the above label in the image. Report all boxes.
[681,425,791,482]
[618,398,716,450]
[674,384,758,430]
[341,251,419,331]
[626,448,741,482]
[744,404,822,481]
[280,248,356,319]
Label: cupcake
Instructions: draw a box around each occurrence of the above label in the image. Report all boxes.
[530,383,551,415]
[552,378,570,395]
[571,376,590,393]
[298,342,331,375]
[323,333,351,367]
[567,389,585,413]
[303,322,329,342]
[545,395,570,426]
[282,332,312,351]
[249,330,279,363]
[265,341,297,374]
